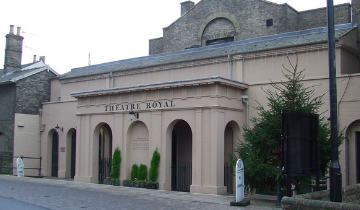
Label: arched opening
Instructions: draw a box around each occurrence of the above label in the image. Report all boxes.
[201,17,235,46]
[66,128,76,179]
[345,120,360,185]
[224,121,241,194]
[171,120,192,192]
[93,123,112,184]
[50,130,59,177]
[127,121,149,178]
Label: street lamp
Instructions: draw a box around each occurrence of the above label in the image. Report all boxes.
[327,0,342,202]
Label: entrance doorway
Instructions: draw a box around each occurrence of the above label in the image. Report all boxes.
[171,120,192,192]
[66,129,76,179]
[224,121,240,194]
[97,124,112,184]
[224,123,234,194]
[70,130,76,179]
[51,131,59,177]
[357,132,360,183]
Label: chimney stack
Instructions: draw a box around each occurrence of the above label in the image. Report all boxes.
[10,25,14,34]
[181,1,195,16]
[4,25,24,72]
[39,56,45,63]
[33,55,37,63]
[16,27,21,36]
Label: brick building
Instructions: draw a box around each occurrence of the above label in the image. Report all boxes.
[0,25,57,174]
[150,0,354,54]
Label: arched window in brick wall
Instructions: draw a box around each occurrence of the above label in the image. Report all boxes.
[201,18,235,46]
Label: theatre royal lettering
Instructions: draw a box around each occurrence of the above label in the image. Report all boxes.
[105,100,175,112]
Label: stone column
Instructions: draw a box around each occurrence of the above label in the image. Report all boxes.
[159,116,171,190]
[209,108,227,194]
[74,116,81,180]
[190,109,203,192]
[58,129,66,178]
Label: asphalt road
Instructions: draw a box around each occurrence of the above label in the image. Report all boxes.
[0,175,278,210]
[0,196,49,210]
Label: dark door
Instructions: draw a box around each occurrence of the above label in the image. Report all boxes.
[171,131,177,190]
[224,163,233,194]
[171,121,192,192]
[98,133,104,184]
[51,132,59,177]
[357,132,360,183]
[70,131,76,179]
[98,127,112,184]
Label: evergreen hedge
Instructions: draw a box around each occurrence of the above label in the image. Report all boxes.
[138,164,148,180]
[110,147,121,179]
[149,149,160,182]
[130,164,138,180]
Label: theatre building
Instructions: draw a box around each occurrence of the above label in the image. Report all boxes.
[35,0,360,195]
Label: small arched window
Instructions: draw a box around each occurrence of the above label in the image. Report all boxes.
[201,18,235,46]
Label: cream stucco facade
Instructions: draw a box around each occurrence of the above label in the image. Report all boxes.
[7,0,357,196]
[36,27,360,194]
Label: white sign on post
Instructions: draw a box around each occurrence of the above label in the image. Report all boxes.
[16,157,24,177]
[230,159,250,206]
[236,159,245,202]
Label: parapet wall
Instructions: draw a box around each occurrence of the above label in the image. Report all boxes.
[281,184,360,210]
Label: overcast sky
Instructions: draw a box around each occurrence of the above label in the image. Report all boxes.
[0,0,352,74]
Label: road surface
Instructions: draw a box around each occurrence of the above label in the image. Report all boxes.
[0,175,278,210]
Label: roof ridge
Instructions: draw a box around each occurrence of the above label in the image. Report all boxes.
[60,23,356,80]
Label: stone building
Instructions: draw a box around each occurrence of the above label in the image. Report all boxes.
[149,0,353,54]
[0,25,58,175]
[11,0,360,195]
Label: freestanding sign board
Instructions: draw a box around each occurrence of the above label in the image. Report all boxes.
[230,159,250,206]
[236,159,245,202]
[16,157,24,177]
[281,110,320,196]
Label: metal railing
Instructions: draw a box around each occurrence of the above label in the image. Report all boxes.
[224,162,234,194]
[0,155,42,177]
[98,157,111,184]
[171,163,192,192]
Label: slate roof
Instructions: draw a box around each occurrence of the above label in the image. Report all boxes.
[61,23,356,80]
[0,61,58,85]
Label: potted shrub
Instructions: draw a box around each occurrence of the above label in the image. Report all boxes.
[139,164,147,180]
[110,147,121,186]
[130,164,139,181]
[148,149,160,189]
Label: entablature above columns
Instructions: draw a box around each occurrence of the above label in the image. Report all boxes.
[71,76,248,116]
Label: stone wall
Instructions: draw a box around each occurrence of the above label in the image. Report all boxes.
[297,4,351,30]
[149,37,164,55]
[281,184,360,210]
[149,0,352,55]
[0,84,16,174]
[15,70,55,114]
[0,69,55,174]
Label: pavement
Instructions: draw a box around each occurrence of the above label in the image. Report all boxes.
[0,175,281,210]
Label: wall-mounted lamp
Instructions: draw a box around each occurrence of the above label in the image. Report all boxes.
[55,124,63,132]
[241,95,249,103]
[129,111,139,120]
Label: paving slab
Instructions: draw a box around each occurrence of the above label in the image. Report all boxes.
[0,175,280,210]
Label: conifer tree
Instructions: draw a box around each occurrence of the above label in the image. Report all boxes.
[237,57,334,192]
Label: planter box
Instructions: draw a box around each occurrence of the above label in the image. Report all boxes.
[104,178,120,186]
[123,180,159,189]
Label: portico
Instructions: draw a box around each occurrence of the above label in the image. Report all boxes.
[71,77,247,194]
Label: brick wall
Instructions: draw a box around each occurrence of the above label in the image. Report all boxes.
[297,4,351,30]
[0,84,16,174]
[149,0,352,55]
[0,70,55,174]
[15,70,55,114]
